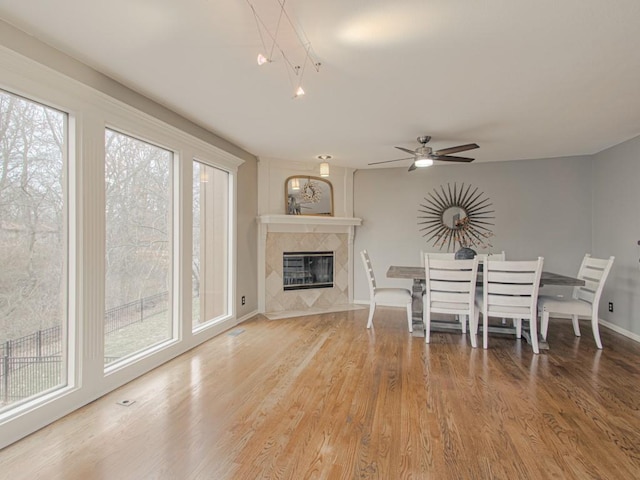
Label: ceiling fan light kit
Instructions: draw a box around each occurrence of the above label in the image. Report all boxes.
[368,135,479,172]
[414,156,433,168]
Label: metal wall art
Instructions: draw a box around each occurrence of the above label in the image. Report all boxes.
[418,183,495,251]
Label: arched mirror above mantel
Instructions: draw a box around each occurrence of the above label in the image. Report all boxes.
[285,176,334,216]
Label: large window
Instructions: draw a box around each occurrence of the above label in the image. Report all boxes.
[104,129,173,365]
[0,50,240,448]
[0,90,68,409]
[192,161,229,328]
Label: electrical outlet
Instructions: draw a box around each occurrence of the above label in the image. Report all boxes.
[608,302,613,312]
[241,295,246,305]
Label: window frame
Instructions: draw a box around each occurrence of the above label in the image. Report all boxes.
[191,159,234,332]
[0,88,74,414]
[0,47,243,449]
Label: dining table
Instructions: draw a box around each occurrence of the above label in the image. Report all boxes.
[387,265,586,349]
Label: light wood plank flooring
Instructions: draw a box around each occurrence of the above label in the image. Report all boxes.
[1,308,640,479]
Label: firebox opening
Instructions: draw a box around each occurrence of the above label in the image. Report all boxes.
[283,251,334,291]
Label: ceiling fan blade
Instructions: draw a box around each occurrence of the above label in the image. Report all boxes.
[434,143,479,156]
[368,157,414,165]
[431,155,475,163]
[395,146,418,155]
[408,162,417,172]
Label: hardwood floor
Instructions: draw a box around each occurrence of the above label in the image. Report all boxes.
[1,308,640,479]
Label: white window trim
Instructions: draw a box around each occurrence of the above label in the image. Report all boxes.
[0,46,243,449]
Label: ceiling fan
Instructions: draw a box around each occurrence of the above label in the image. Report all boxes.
[369,136,479,171]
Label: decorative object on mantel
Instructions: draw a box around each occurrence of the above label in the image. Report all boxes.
[417,183,495,255]
[285,175,333,216]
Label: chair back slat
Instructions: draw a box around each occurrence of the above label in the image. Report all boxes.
[431,291,471,304]
[486,259,540,271]
[360,250,377,294]
[429,279,474,293]
[430,269,475,282]
[488,283,536,296]
[483,257,544,320]
[576,289,596,303]
[487,294,533,308]
[572,254,615,305]
[581,279,599,293]
[582,268,605,281]
[422,251,455,267]
[584,256,611,269]
[486,271,537,284]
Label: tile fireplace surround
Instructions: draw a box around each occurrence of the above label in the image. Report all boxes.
[257,215,362,317]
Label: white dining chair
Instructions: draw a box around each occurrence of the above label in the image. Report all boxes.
[538,254,614,349]
[420,250,455,267]
[423,255,479,346]
[360,250,413,331]
[477,257,544,353]
[475,251,508,325]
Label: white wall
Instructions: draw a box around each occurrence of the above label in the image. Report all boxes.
[258,157,355,217]
[592,135,640,337]
[353,156,593,302]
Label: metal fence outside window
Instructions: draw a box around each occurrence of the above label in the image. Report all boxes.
[1,291,169,404]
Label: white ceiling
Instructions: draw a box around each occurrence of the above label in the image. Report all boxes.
[1,0,640,169]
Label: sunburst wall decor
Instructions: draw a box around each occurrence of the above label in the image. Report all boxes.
[418,183,495,251]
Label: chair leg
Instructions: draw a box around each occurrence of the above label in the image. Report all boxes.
[529,315,540,354]
[515,319,522,339]
[460,314,467,333]
[468,314,477,348]
[424,304,431,344]
[483,313,489,349]
[406,302,413,333]
[571,314,581,337]
[474,309,480,335]
[541,311,550,340]
[592,313,603,349]
[366,302,375,329]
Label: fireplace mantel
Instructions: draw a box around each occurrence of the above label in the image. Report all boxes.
[257,215,362,314]
[257,215,362,228]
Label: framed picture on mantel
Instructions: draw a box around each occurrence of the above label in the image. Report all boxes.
[285,176,334,216]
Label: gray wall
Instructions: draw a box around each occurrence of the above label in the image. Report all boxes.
[353,156,593,302]
[592,135,640,336]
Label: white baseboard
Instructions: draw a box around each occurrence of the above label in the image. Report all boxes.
[236,309,260,324]
[600,319,640,343]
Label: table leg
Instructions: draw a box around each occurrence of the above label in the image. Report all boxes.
[411,279,425,336]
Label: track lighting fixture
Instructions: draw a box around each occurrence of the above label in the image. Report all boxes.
[246,0,321,98]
